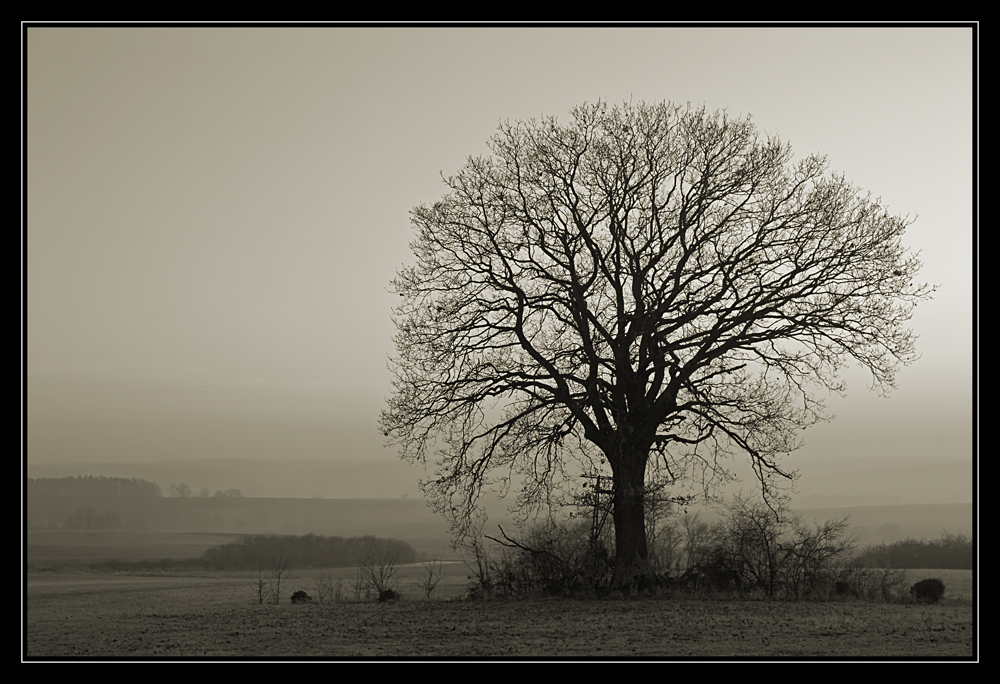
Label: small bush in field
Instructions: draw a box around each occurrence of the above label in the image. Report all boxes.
[910,578,945,603]
[290,590,313,604]
[378,588,400,603]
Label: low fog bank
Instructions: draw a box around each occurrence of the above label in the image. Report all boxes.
[26,457,972,549]
[26,456,972,507]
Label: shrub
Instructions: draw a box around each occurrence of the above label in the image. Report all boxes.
[460,495,863,602]
[463,520,614,599]
[378,588,400,603]
[420,558,445,599]
[833,560,909,602]
[688,494,855,599]
[248,555,293,605]
[314,574,344,603]
[910,578,946,603]
[290,590,313,604]
[356,542,402,600]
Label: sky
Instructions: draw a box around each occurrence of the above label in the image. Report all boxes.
[24,25,975,505]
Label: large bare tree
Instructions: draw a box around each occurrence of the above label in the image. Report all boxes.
[379,101,933,587]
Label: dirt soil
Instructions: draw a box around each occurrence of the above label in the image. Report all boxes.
[25,571,975,659]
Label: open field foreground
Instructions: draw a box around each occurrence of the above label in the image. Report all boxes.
[25,569,974,660]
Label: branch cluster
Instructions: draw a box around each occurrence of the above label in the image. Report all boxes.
[380,100,934,537]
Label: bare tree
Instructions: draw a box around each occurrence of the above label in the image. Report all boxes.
[314,573,344,604]
[213,488,243,498]
[267,555,292,605]
[249,564,268,605]
[379,100,934,588]
[357,543,400,599]
[419,557,445,599]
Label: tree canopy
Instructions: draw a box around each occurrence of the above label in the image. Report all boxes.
[379,100,933,585]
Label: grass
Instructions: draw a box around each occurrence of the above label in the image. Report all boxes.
[25,568,975,659]
[24,529,976,659]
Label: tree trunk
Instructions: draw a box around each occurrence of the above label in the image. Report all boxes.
[610,448,655,592]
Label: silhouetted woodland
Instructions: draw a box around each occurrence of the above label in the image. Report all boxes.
[854,533,972,570]
[27,476,162,529]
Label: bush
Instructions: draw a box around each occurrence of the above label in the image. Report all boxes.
[248,555,292,605]
[459,495,873,602]
[314,574,345,603]
[290,590,313,604]
[471,520,613,598]
[910,578,946,603]
[685,494,855,599]
[832,560,909,602]
[463,520,613,599]
[355,542,402,600]
[378,588,400,603]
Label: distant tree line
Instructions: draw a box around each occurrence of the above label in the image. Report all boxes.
[28,476,162,499]
[28,476,163,529]
[173,484,243,498]
[853,532,972,570]
[200,534,417,570]
[28,477,252,530]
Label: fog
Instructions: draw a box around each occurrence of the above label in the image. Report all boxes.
[26,26,974,509]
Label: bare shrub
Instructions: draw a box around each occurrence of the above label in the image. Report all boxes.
[462,519,614,599]
[248,555,293,605]
[314,573,344,604]
[267,555,292,605]
[459,495,863,602]
[832,559,908,602]
[356,542,401,600]
[463,538,498,600]
[674,495,855,599]
[249,566,269,605]
[419,558,445,599]
[463,537,530,600]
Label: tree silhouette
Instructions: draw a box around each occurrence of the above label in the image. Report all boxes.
[379,100,934,587]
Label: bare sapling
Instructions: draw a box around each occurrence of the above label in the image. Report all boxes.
[358,544,400,600]
[249,565,268,605]
[268,554,292,605]
[420,557,445,599]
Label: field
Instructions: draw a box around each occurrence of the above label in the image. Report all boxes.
[26,530,243,566]
[25,538,976,660]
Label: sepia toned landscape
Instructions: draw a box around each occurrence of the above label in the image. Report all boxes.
[25,497,975,659]
[25,24,976,662]
[26,534,974,659]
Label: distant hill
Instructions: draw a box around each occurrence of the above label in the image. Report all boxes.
[26,458,426,499]
[26,456,973,505]
[26,458,973,553]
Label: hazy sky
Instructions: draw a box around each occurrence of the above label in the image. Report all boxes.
[25,26,975,502]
